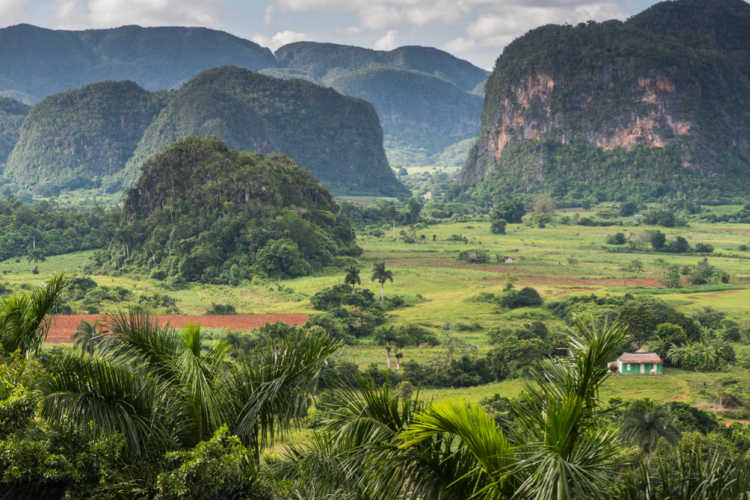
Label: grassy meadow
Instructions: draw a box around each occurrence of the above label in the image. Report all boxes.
[3,204,750,418]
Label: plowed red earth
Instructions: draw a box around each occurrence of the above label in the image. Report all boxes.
[46,314,308,344]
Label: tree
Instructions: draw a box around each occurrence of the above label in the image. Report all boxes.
[620,400,680,455]
[402,316,628,500]
[371,263,393,303]
[343,266,361,293]
[0,274,66,357]
[26,248,45,265]
[41,310,338,463]
[532,196,557,215]
[491,199,526,223]
[490,218,507,234]
[72,319,103,358]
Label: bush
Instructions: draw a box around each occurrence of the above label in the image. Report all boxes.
[310,284,378,311]
[694,243,714,253]
[498,287,543,309]
[458,249,490,264]
[206,303,236,315]
[490,218,507,234]
[606,233,627,245]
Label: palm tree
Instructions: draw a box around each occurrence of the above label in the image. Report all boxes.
[344,266,361,294]
[41,310,338,462]
[395,351,403,371]
[0,274,65,357]
[620,399,680,455]
[401,315,628,500]
[72,319,103,357]
[371,263,393,303]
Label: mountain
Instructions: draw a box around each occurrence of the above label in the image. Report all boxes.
[0,24,276,102]
[328,67,483,165]
[274,42,487,92]
[125,66,406,196]
[0,97,29,168]
[5,67,406,197]
[106,137,359,283]
[459,0,750,201]
[5,81,166,195]
[274,42,487,165]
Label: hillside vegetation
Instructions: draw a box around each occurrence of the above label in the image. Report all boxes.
[4,69,406,197]
[5,81,165,195]
[100,137,360,283]
[0,97,28,168]
[125,66,405,196]
[460,0,750,202]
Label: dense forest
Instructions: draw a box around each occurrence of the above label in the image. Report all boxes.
[99,137,360,283]
[0,97,28,167]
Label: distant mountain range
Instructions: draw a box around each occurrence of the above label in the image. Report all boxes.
[4,67,406,197]
[0,25,487,170]
[459,0,750,201]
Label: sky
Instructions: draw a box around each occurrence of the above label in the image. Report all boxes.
[0,0,678,69]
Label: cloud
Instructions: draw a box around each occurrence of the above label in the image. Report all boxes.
[251,30,307,50]
[55,0,221,28]
[0,0,28,26]
[373,29,397,50]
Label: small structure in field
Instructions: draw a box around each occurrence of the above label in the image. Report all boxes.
[503,256,514,264]
[609,349,663,375]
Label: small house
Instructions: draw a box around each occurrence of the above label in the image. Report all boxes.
[504,256,514,264]
[612,349,662,375]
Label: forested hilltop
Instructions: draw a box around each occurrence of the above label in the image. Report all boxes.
[0,24,275,103]
[98,137,360,283]
[4,69,406,197]
[459,0,750,203]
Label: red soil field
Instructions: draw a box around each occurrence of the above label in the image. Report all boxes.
[46,314,308,344]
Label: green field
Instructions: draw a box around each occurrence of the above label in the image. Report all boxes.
[4,206,750,420]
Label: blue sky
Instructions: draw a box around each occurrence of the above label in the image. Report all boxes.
[0,0,678,68]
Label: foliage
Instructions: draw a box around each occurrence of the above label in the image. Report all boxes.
[498,286,543,309]
[102,138,359,283]
[0,196,118,261]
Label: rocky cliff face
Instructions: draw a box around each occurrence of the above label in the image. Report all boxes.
[460,0,750,199]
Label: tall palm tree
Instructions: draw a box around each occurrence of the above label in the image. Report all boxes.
[72,319,103,358]
[41,310,338,463]
[0,274,65,357]
[344,266,361,294]
[371,263,393,303]
[620,400,680,455]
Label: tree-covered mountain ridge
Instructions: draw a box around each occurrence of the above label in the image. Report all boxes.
[4,68,407,197]
[459,0,750,201]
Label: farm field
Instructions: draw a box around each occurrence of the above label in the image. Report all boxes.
[4,204,750,419]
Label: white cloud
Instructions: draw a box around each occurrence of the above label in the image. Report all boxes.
[373,29,397,50]
[55,0,221,28]
[0,0,28,26]
[251,30,307,50]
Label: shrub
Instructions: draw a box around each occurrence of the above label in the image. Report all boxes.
[694,243,714,253]
[457,249,490,264]
[606,233,627,245]
[206,304,236,315]
[498,287,543,309]
[491,218,507,234]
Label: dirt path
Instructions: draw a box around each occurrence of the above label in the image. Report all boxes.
[46,314,309,344]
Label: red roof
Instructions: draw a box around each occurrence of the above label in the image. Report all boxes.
[618,351,662,363]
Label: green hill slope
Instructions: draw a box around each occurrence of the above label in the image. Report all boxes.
[459,0,750,202]
[0,24,276,102]
[5,81,165,195]
[0,97,29,168]
[125,66,406,197]
[105,137,359,283]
